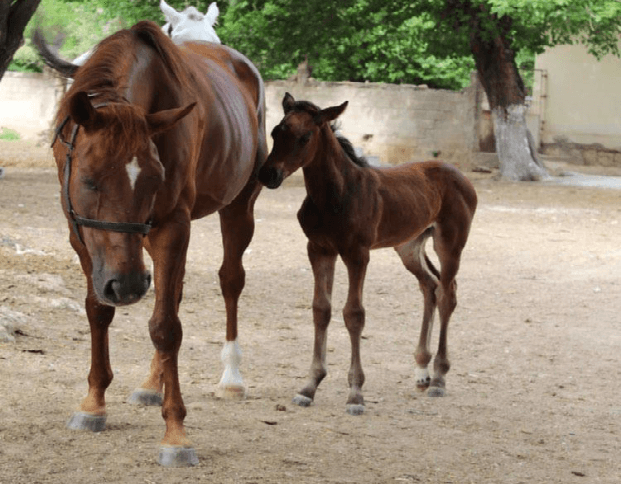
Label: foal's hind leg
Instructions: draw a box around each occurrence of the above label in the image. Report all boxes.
[395,230,439,393]
[341,247,370,416]
[293,242,337,408]
[427,223,467,397]
[215,182,261,399]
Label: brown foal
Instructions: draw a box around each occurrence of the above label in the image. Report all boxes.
[258,93,477,415]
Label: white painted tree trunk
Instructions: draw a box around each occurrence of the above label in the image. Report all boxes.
[492,104,548,181]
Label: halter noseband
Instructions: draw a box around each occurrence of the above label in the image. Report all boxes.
[52,106,152,245]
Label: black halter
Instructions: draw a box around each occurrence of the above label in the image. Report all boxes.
[52,109,152,245]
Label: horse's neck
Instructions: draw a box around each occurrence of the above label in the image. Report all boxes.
[302,129,354,210]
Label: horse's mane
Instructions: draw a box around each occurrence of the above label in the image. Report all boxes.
[291,100,369,169]
[58,21,192,126]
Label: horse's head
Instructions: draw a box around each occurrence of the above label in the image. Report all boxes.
[160,0,221,45]
[61,91,195,306]
[258,92,348,189]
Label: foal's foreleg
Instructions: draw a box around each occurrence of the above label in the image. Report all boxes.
[341,248,370,416]
[216,184,261,399]
[293,243,336,408]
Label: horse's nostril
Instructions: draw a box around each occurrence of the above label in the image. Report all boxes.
[104,279,122,304]
[103,273,150,305]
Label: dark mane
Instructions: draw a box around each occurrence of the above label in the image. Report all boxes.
[331,125,370,168]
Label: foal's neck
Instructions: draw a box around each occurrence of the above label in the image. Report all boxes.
[302,127,361,210]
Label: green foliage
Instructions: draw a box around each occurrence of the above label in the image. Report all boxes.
[8,0,621,88]
[0,128,21,141]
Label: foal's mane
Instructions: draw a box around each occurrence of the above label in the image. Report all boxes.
[291,101,370,168]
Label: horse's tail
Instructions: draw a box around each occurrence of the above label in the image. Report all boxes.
[32,29,79,78]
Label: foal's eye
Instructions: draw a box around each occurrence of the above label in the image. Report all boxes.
[299,132,312,145]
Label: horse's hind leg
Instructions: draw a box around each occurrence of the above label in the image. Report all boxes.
[395,228,439,393]
[216,182,261,399]
[294,242,337,408]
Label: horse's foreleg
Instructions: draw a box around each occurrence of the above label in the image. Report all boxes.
[293,242,336,408]
[143,220,197,467]
[216,184,260,399]
[395,233,439,392]
[67,279,115,432]
[341,248,370,416]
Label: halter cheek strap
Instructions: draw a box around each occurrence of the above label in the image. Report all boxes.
[52,112,152,245]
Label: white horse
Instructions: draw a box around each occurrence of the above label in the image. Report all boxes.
[73,1,220,66]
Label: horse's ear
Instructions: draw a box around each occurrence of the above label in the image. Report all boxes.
[314,101,348,126]
[146,102,196,136]
[205,2,219,26]
[160,0,180,26]
[282,92,295,113]
[69,91,103,129]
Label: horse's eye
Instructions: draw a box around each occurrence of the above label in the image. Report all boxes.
[299,132,312,145]
[82,178,98,191]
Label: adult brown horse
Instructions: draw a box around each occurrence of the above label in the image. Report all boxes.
[34,21,266,466]
[258,93,477,416]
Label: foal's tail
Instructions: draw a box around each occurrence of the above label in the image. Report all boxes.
[420,226,440,281]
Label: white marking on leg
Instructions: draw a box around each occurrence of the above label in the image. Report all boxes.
[415,367,431,390]
[126,157,141,191]
[217,339,245,398]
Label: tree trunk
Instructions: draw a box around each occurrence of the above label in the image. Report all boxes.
[469,17,548,181]
[0,0,42,82]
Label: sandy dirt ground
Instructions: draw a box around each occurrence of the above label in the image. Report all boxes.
[0,141,620,483]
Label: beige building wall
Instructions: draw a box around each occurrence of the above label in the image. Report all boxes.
[535,43,621,151]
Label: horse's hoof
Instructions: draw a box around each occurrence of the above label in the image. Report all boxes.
[215,385,246,400]
[292,394,313,407]
[127,388,163,406]
[346,404,365,416]
[428,386,446,397]
[66,412,106,432]
[158,446,199,467]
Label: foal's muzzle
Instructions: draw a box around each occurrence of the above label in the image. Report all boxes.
[258,166,284,189]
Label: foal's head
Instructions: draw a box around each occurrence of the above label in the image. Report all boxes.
[258,92,347,189]
[59,91,195,306]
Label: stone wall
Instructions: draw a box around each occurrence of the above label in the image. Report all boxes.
[266,77,479,168]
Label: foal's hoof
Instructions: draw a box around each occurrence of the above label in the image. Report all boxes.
[427,386,446,398]
[292,394,313,407]
[158,445,199,467]
[66,412,106,432]
[127,388,163,406]
[346,404,365,416]
[215,384,246,400]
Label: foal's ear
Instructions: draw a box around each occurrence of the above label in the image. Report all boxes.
[69,91,103,129]
[314,101,348,126]
[146,102,197,136]
[282,92,295,113]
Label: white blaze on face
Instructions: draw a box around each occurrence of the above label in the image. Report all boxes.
[126,157,142,191]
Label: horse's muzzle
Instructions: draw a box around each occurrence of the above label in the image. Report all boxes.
[258,166,284,189]
[102,271,151,306]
